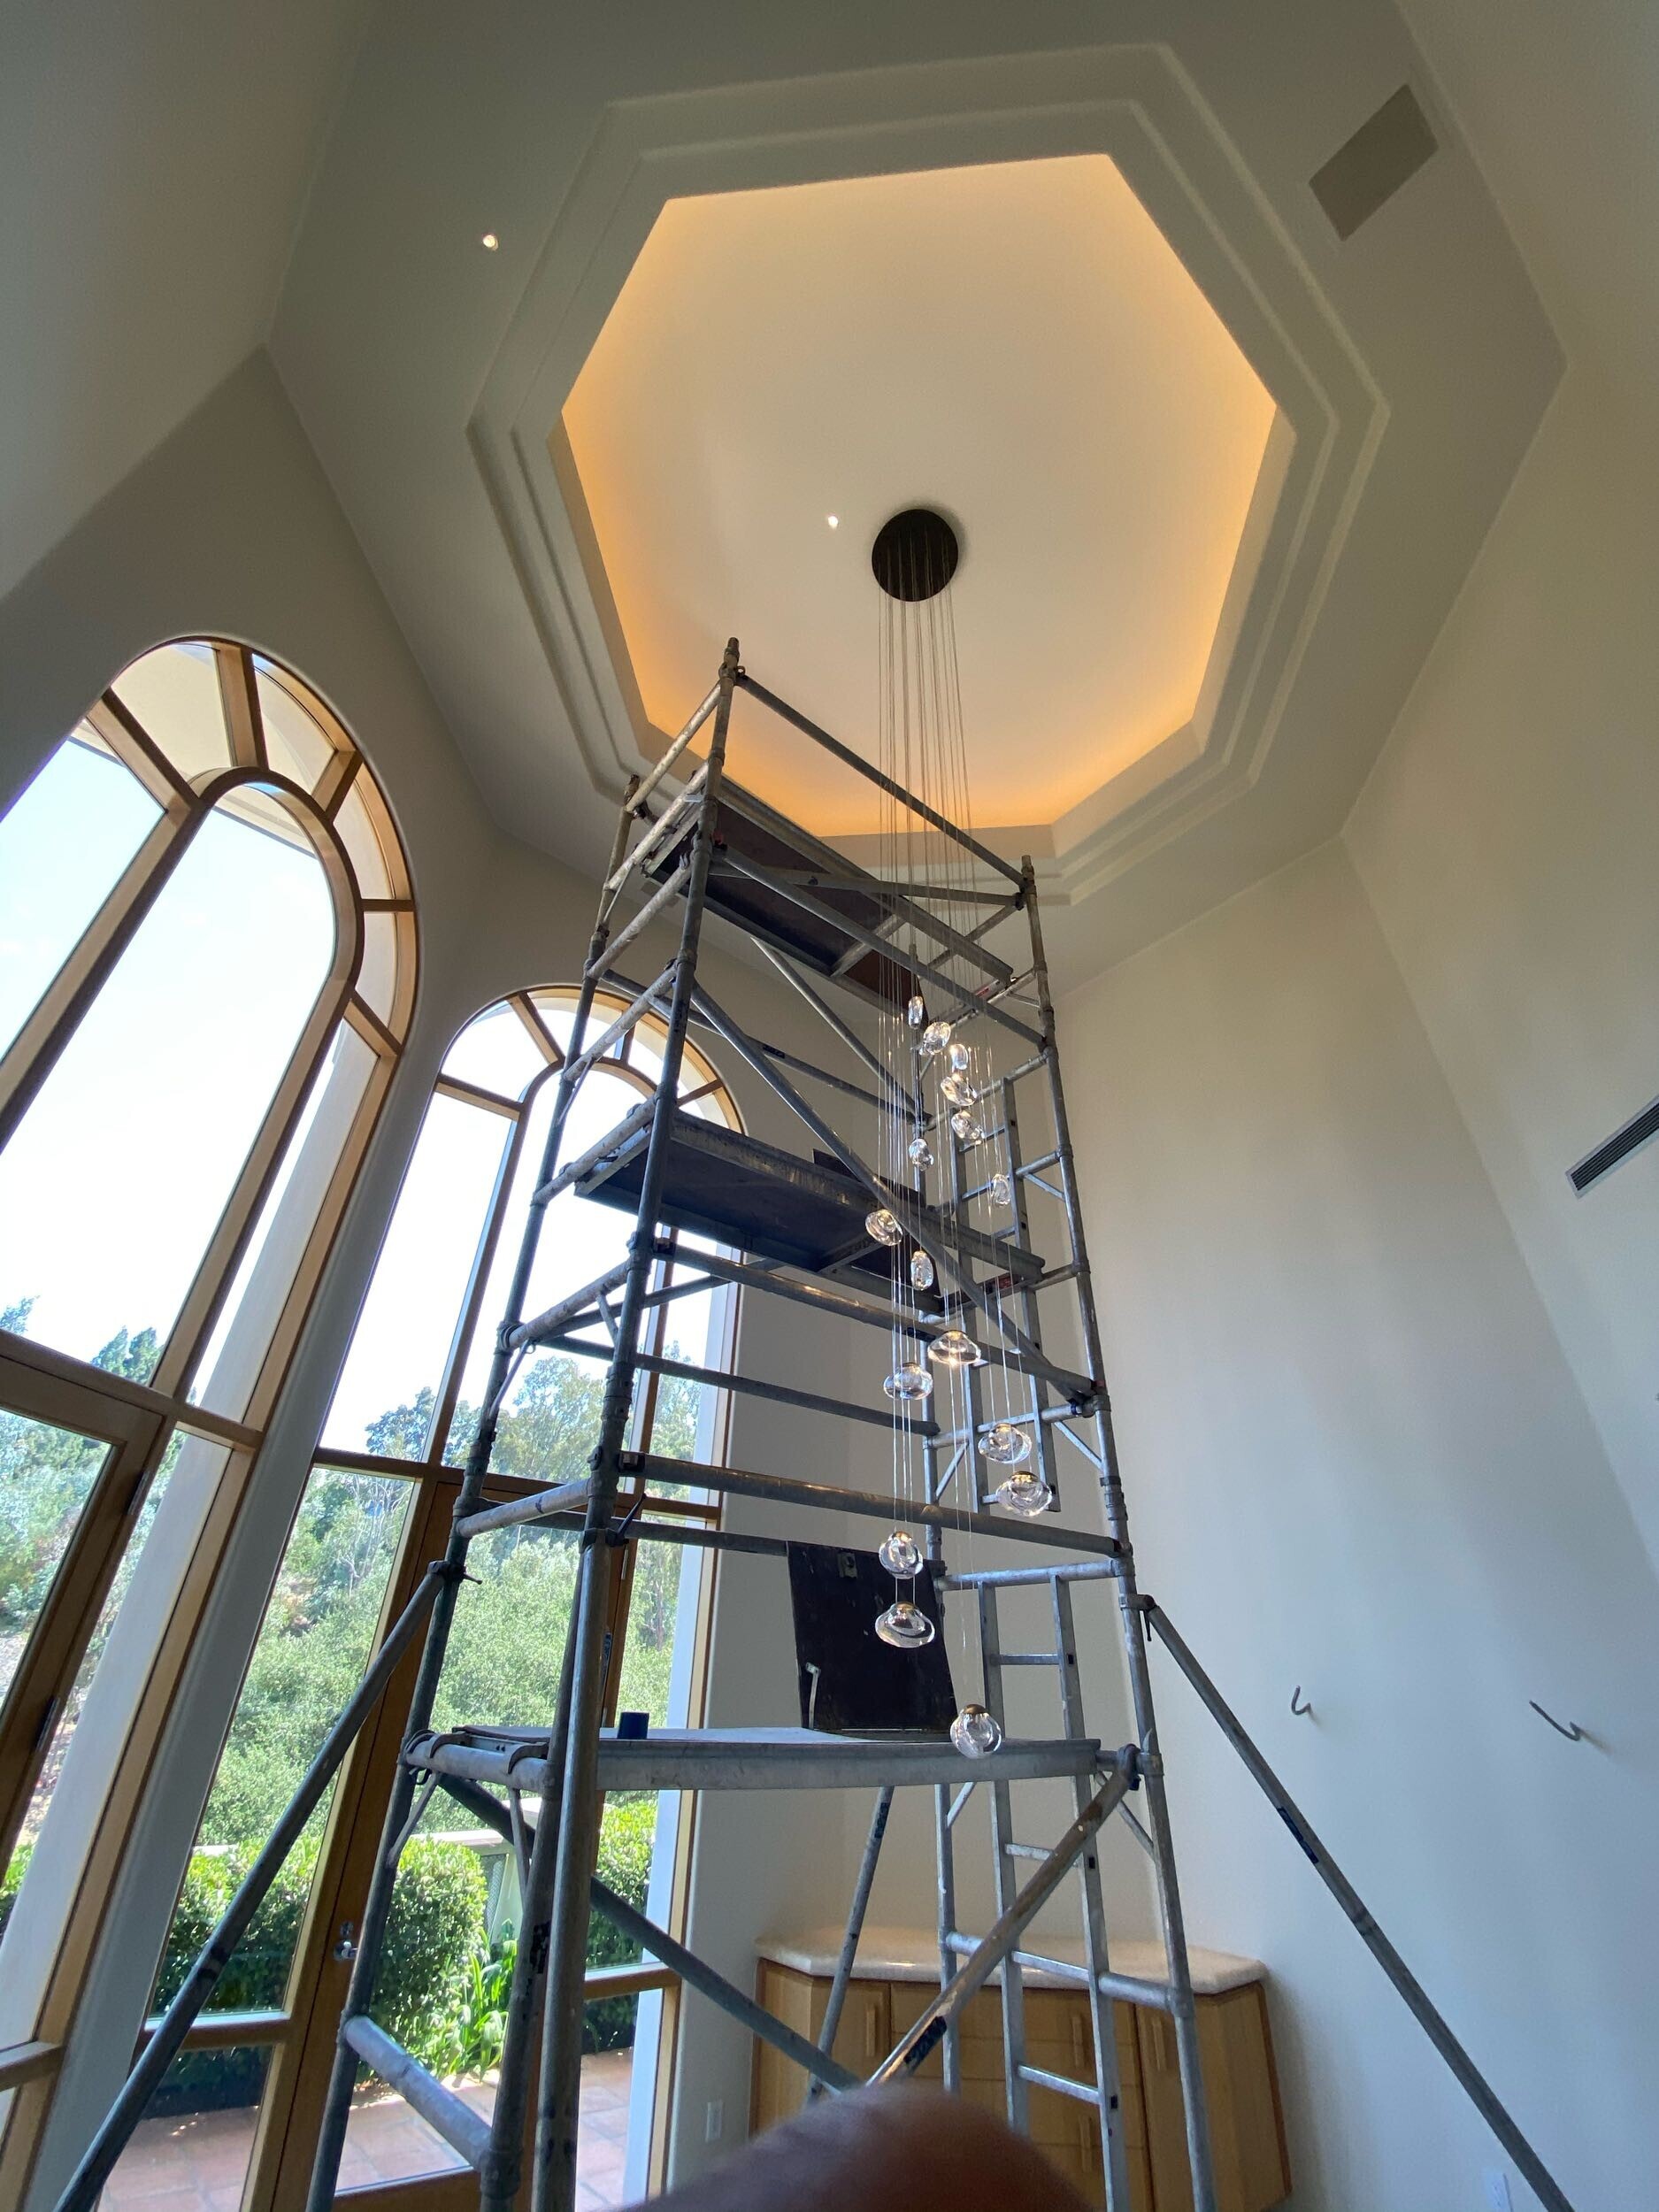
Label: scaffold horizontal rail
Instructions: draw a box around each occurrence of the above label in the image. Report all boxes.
[342,2017,490,2170]
[531,1338,939,1438]
[627,1451,1125,1560]
[736,670,1025,887]
[402,1724,1110,1794]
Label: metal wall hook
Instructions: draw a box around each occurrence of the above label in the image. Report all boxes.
[1529,1700,1585,1742]
[1290,1686,1312,1717]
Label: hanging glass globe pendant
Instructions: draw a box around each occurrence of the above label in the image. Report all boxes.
[950,1110,985,1145]
[909,1248,935,1292]
[884,1361,934,1402]
[947,1040,972,1073]
[979,1420,1033,1467]
[994,1471,1054,1517]
[865,1207,903,1248]
[918,1019,953,1060]
[906,994,927,1029]
[927,1328,982,1370]
[907,1131,934,1169]
[940,1072,974,1109]
[988,1171,1013,1208]
[949,1702,1002,1757]
[876,1599,935,1649]
[878,1529,923,1578]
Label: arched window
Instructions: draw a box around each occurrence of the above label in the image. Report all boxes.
[81,988,735,2212]
[0,641,414,2179]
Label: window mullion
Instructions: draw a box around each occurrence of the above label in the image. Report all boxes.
[425,1103,530,1467]
[0,806,199,1149]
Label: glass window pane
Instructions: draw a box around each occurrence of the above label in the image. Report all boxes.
[526,990,577,1056]
[0,801,336,1372]
[332,782,392,902]
[337,1530,653,2195]
[150,1468,413,2015]
[254,661,338,794]
[0,734,160,1058]
[3,1440,177,1892]
[579,1996,641,2211]
[342,1836,492,2187]
[99,2043,272,2212]
[338,1998,641,2200]
[322,1095,511,1460]
[0,1402,113,1708]
[218,782,315,848]
[449,1074,639,1440]
[190,1026,376,1420]
[356,910,398,1025]
[110,641,230,786]
[441,1001,548,1100]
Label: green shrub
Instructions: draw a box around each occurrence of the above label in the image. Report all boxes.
[0,1797,655,2101]
[373,1837,489,2077]
[584,1793,656,2052]
[114,1835,485,2115]
[0,1842,29,1938]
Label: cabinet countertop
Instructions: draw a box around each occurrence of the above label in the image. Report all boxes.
[757,1926,1265,1996]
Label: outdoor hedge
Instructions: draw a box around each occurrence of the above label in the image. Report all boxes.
[0,1794,658,2110]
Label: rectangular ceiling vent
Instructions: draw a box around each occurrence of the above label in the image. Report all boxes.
[1310,84,1437,240]
[1569,1094,1659,1194]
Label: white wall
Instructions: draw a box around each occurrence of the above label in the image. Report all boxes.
[1348,368,1659,1576]
[0,351,876,2207]
[1057,836,1659,2210]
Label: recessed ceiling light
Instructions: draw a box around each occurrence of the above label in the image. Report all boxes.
[826,514,840,529]
[480,232,500,252]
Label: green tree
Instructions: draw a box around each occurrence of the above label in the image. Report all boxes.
[0,1297,166,1655]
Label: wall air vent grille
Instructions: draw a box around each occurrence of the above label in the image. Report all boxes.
[1569,1094,1659,1194]
[1310,84,1437,240]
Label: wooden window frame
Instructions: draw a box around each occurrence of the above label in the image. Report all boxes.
[221,995,739,2212]
[0,639,417,2204]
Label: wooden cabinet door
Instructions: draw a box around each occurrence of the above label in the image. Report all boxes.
[1136,1987,1290,2212]
[750,1963,890,2131]
[886,1982,1151,2211]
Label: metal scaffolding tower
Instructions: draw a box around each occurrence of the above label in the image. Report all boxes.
[58,642,1578,2212]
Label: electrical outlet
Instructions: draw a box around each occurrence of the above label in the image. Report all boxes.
[1483,2170,1512,2211]
[704,2100,724,2144]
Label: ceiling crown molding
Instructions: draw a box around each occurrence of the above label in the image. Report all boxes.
[469,42,1382,906]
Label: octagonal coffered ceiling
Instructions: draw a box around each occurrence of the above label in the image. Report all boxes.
[282,22,1556,981]
[559,157,1278,841]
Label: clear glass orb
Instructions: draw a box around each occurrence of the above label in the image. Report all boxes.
[907,1133,934,1169]
[909,1248,935,1292]
[876,1599,936,1649]
[988,1171,1013,1208]
[940,1072,974,1109]
[994,1471,1053,1518]
[947,1040,972,1073]
[865,1206,903,1248]
[918,1019,954,1059]
[950,1702,1003,1757]
[927,1328,983,1370]
[884,1361,934,1402]
[906,994,927,1029]
[979,1420,1033,1467]
[878,1529,924,1578]
[950,1110,985,1145]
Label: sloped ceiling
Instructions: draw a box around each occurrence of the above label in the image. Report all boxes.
[1398,0,1659,411]
[10,0,1630,987]
[0,0,372,598]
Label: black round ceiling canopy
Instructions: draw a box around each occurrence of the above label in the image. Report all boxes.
[871,507,960,602]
